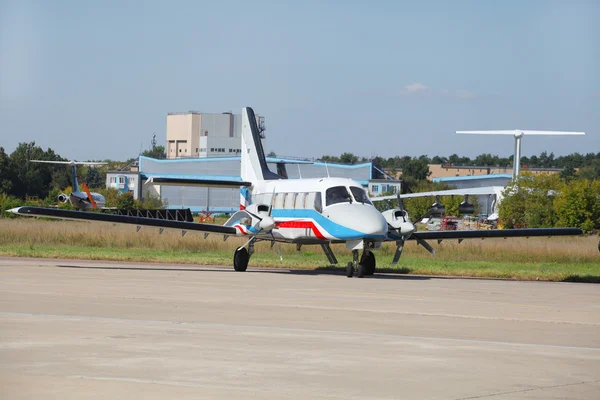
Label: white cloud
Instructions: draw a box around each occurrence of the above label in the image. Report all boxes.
[403,82,429,93]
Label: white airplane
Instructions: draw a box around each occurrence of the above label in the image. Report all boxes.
[31,160,107,210]
[11,107,583,277]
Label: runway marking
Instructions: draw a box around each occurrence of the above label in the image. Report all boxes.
[453,379,600,399]
[2,311,599,352]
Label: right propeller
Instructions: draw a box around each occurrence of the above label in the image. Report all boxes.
[387,193,441,265]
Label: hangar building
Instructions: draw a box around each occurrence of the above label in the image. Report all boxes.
[106,157,401,213]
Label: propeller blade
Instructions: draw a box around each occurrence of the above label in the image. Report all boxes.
[413,234,435,255]
[392,238,405,265]
[396,193,404,211]
[268,186,277,216]
[245,210,263,221]
[270,232,283,260]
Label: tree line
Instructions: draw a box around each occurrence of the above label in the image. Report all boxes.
[317,151,600,181]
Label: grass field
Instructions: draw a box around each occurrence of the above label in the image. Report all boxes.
[0,219,598,282]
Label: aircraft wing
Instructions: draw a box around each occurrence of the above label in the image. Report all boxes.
[8,206,237,235]
[145,176,252,188]
[371,186,504,202]
[399,227,583,241]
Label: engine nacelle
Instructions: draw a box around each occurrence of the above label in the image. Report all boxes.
[458,201,475,215]
[382,209,415,236]
[245,203,273,230]
[429,202,446,217]
[57,193,69,204]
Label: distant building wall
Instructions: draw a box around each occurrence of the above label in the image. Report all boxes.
[106,171,140,200]
[428,164,564,180]
[167,111,264,159]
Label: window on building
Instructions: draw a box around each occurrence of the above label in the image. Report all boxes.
[119,177,125,184]
[211,148,214,152]
[371,185,379,193]
[179,149,182,153]
[130,178,135,185]
[110,177,116,183]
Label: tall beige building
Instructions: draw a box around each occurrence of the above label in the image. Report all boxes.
[166,111,264,159]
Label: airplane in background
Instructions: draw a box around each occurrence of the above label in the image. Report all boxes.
[12,107,583,278]
[31,160,107,210]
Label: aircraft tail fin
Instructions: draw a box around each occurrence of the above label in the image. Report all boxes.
[240,107,281,184]
[71,164,81,193]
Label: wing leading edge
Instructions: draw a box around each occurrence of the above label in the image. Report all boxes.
[8,206,237,235]
[396,227,583,241]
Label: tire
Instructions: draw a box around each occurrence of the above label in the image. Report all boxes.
[346,262,353,278]
[362,252,376,276]
[357,264,365,278]
[233,248,249,272]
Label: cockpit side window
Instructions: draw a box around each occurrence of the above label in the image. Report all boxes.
[314,192,322,213]
[350,187,373,205]
[325,186,353,206]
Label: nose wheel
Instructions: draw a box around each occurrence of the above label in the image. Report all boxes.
[347,249,375,278]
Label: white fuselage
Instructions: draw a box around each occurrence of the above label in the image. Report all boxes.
[234,177,388,243]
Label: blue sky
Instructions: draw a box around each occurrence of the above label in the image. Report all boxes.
[0,0,598,161]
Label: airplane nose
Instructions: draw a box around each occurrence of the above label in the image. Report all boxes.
[325,204,388,239]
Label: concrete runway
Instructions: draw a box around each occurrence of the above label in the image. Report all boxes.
[1,257,599,399]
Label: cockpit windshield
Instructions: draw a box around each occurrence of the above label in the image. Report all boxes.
[325,186,353,206]
[350,187,373,205]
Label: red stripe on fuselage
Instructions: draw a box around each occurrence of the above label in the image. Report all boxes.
[275,221,327,240]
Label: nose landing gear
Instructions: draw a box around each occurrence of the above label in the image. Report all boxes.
[347,249,376,278]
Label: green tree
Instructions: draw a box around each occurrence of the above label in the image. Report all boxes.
[339,152,359,165]
[84,167,103,188]
[554,179,600,233]
[0,147,13,194]
[8,142,66,198]
[142,145,166,159]
[499,173,563,228]
[577,159,600,181]
[402,158,431,181]
[116,192,135,210]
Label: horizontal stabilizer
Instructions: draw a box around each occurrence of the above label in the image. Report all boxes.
[456,130,585,136]
[8,206,237,235]
[31,160,108,165]
[145,177,252,188]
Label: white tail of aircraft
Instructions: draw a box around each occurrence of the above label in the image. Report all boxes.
[240,107,281,183]
[240,107,281,209]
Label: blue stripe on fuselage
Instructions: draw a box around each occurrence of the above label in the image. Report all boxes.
[271,209,385,240]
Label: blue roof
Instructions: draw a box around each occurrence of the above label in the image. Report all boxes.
[140,173,245,182]
[433,174,512,182]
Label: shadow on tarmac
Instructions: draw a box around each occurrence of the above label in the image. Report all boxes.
[54,264,433,280]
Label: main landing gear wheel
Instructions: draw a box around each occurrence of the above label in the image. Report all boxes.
[233,247,249,272]
[346,262,354,278]
[357,264,365,278]
[361,251,376,276]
